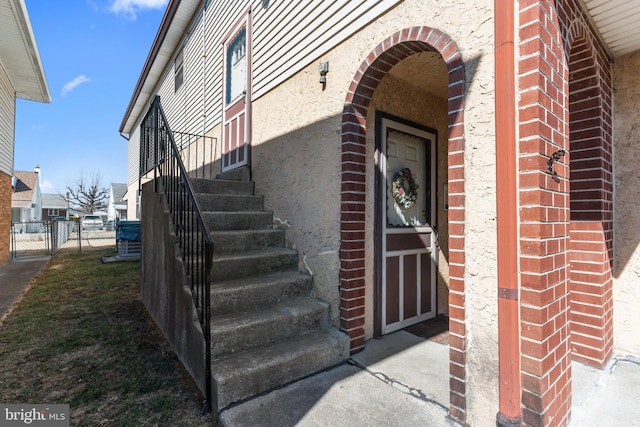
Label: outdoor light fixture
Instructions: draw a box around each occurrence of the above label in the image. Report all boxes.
[319,61,329,89]
[547,149,566,183]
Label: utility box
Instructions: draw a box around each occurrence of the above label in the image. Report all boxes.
[116,220,141,257]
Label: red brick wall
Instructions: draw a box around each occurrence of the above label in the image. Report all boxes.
[340,26,467,424]
[0,171,11,265]
[566,21,614,369]
[518,0,613,425]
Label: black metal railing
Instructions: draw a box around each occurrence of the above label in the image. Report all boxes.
[172,130,218,180]
[141,95,213,411]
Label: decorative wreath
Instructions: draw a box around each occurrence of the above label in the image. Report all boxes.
[392,168,419,209]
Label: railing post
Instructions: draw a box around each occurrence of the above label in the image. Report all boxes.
[50,221,55,255]
[10,223,15,260]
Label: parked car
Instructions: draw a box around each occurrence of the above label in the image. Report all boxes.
[81,215,103,230]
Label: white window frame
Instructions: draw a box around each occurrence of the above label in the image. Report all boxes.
[174,47,184,92]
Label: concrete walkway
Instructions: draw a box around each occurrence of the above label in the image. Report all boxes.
[220,331,459,427]
[220,329,640,427]
[0,256,50,322]
[570,355,640,427]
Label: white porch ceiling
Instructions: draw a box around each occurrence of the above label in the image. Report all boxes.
[581,0,640,58]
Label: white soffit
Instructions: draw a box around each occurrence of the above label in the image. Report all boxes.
[581,0,640,58]
[120,0,199,134]
[0,0,50,102]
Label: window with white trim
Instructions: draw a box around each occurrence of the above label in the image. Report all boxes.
[174,48,184,92]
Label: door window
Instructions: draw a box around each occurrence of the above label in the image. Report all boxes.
[226,28,246,104]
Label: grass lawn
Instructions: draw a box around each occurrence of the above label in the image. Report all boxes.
[0,247,215,426]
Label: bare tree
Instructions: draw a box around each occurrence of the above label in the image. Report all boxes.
[66,171,109,215]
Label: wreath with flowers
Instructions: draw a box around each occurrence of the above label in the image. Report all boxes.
[392,168,419,209]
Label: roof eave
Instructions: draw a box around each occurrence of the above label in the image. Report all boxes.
[10,0,50,103]
[119,0,200,135]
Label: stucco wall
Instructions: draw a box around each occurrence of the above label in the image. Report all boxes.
[612,51,640,357]
[251,0,497,423]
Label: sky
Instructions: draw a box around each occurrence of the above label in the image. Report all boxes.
[14,0,169,194]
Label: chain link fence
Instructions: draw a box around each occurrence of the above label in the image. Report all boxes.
[10,220,118,259]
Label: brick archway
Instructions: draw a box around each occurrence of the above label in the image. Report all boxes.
[518,1,614,424]
[339,26,467,422]
[566,21,614,368]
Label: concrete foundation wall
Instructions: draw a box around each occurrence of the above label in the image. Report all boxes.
[140,179,206,395]
[613,52,640,357]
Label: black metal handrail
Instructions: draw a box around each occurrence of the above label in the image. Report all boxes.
[140,95,213,411]
[171,130,218,180]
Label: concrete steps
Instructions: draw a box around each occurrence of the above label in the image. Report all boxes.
[211,328,349,411]
[191,177,254,195]
[196,193,263,212]
[210,229,285,254]
[204,211,273,231]
[210,248,299,282]
[211,271,312,314]
[210,296,329,357]
[191,176,349,414]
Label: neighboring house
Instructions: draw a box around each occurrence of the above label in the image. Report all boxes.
[107,183,128,221]
[120,0,640,425]
[0,0,50,265]
[41,193,68,221]
[11,168,43,224]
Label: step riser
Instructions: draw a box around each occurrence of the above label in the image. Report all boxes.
[197,194,263,212]
[205,212,273,231]
[211,252,298,282]
[211,300,329,357]
[212,330,350,412]
[211,230,285,254]
[216,165,251,182]
[211,274,312,314]
[190,178,254,195]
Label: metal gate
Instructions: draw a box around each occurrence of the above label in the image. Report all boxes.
[10,220,81,259]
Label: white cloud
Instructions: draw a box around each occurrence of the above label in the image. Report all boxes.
[61,75,92,96]
[109,0,168,19]
[41,179,56,192]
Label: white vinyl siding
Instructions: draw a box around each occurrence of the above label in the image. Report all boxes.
[0,63,15,176]
[130,0,398,146]
[251,0,400,98]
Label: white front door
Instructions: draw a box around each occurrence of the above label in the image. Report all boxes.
[380,117,437,334]
[222,12,251,172]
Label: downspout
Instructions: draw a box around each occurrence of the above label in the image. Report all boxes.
[495,0,522,426]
